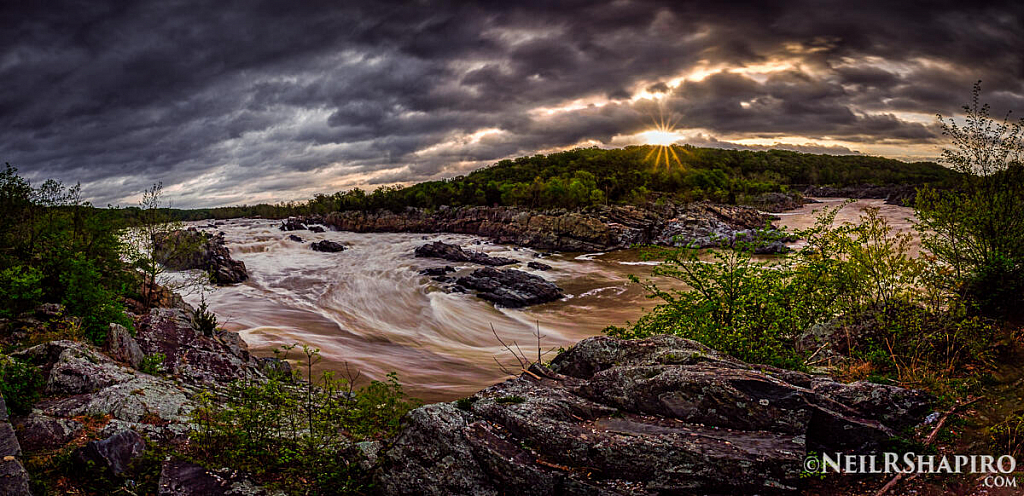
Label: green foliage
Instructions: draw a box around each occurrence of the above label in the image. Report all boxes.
[0,356,45,416]
[115,146,955,222]
[0,164,132,342]
[191,296,218,336]
[990,411,1024,458]
[916,81,1024,318]
[138,353,166,375]
[0,265,43,317]
[188,345,419,495]
[609,202,994,385]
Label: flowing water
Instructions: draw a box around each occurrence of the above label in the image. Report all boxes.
[181,198,916,402]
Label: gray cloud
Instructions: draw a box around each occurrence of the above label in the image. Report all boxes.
[1,0,1022,207]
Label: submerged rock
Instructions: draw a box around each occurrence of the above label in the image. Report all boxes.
[526,261,552,271]
[414,241,516,266]
[455,267,563,308]
[287,234,303,242]
[308,225,326,233]
[378,335,932,495]
[279,219,306,231]
[310,240,346,252]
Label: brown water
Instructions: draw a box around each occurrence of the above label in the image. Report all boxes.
[182,198,916,402]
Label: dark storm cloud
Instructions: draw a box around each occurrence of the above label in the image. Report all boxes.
[1,0,1022,207]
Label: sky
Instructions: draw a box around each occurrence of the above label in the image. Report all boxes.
[3,1,1023,208]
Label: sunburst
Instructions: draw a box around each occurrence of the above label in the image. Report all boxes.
[640,108,685,170]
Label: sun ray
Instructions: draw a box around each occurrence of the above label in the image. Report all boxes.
[640,105,685,170]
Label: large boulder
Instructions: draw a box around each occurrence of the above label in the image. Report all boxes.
[377,335,933,495]
[73,429,146,476]
[108,323,144,369]
[13,340,134,396]
[152,228,248,285]
[455,268,564,308]
[11,413,82,452]
[414,241,516,266]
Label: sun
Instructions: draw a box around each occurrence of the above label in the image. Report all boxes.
[641,110,686,169]
[640,129,683,146]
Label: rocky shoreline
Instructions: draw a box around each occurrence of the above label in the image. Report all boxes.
[0,294,934,495]
[311,202,792,253]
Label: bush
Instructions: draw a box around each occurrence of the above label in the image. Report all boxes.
[0,356,45,415]
[0,265,43,318]
[191,296,218,336]
[138,353,166,375]
[187,346,419,495]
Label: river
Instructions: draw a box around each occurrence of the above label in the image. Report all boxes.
[181,198,916,402]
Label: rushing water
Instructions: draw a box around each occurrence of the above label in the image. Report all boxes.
[181,198,916,402]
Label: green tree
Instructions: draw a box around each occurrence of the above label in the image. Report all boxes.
[916,81,1024,316]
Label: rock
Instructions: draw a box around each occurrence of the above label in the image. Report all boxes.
[308,225,326,233]
[14,341,135,396]
[287,234,303,242]
[108,323,144,369]
[0,394,20,459]
[279,219,306,231]
[152,228,248,285]
[526,261,551,271]
[135,308,264,385]
[378,335,932,495]
[310,240,346,252]
[455,268,563,308]
[12,414,82,452]
[419,267,449,276]
[414,241,516,266]
[157,458,279,495]
[746,192,807,212]
[74,429,146,476]
[0,458,31,496]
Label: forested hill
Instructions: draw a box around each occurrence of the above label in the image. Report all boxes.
[159,145,956,220]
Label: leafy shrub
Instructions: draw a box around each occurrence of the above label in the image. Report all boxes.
[138,353,166,375]
[187,346,419,495]
[990,411,1024,458]
[191,296,218,336]
[0,265,43,318]
[0,356,45,415]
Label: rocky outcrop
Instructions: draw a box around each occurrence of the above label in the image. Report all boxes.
[153,228,248,285]
[414,241,515,266]
[745,192,808,212]
[323,202,784,252]
[310,240,346,253]
[377,335,932,495]
[455,268,564,308]
[135,307,265,385]
[800,184,919,206]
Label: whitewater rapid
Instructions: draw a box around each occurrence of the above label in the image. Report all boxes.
[180,198,915,401]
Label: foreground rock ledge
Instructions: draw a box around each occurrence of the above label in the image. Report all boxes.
[377,335,932,495]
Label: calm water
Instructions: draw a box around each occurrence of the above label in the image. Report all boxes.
[181,199,915,401]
